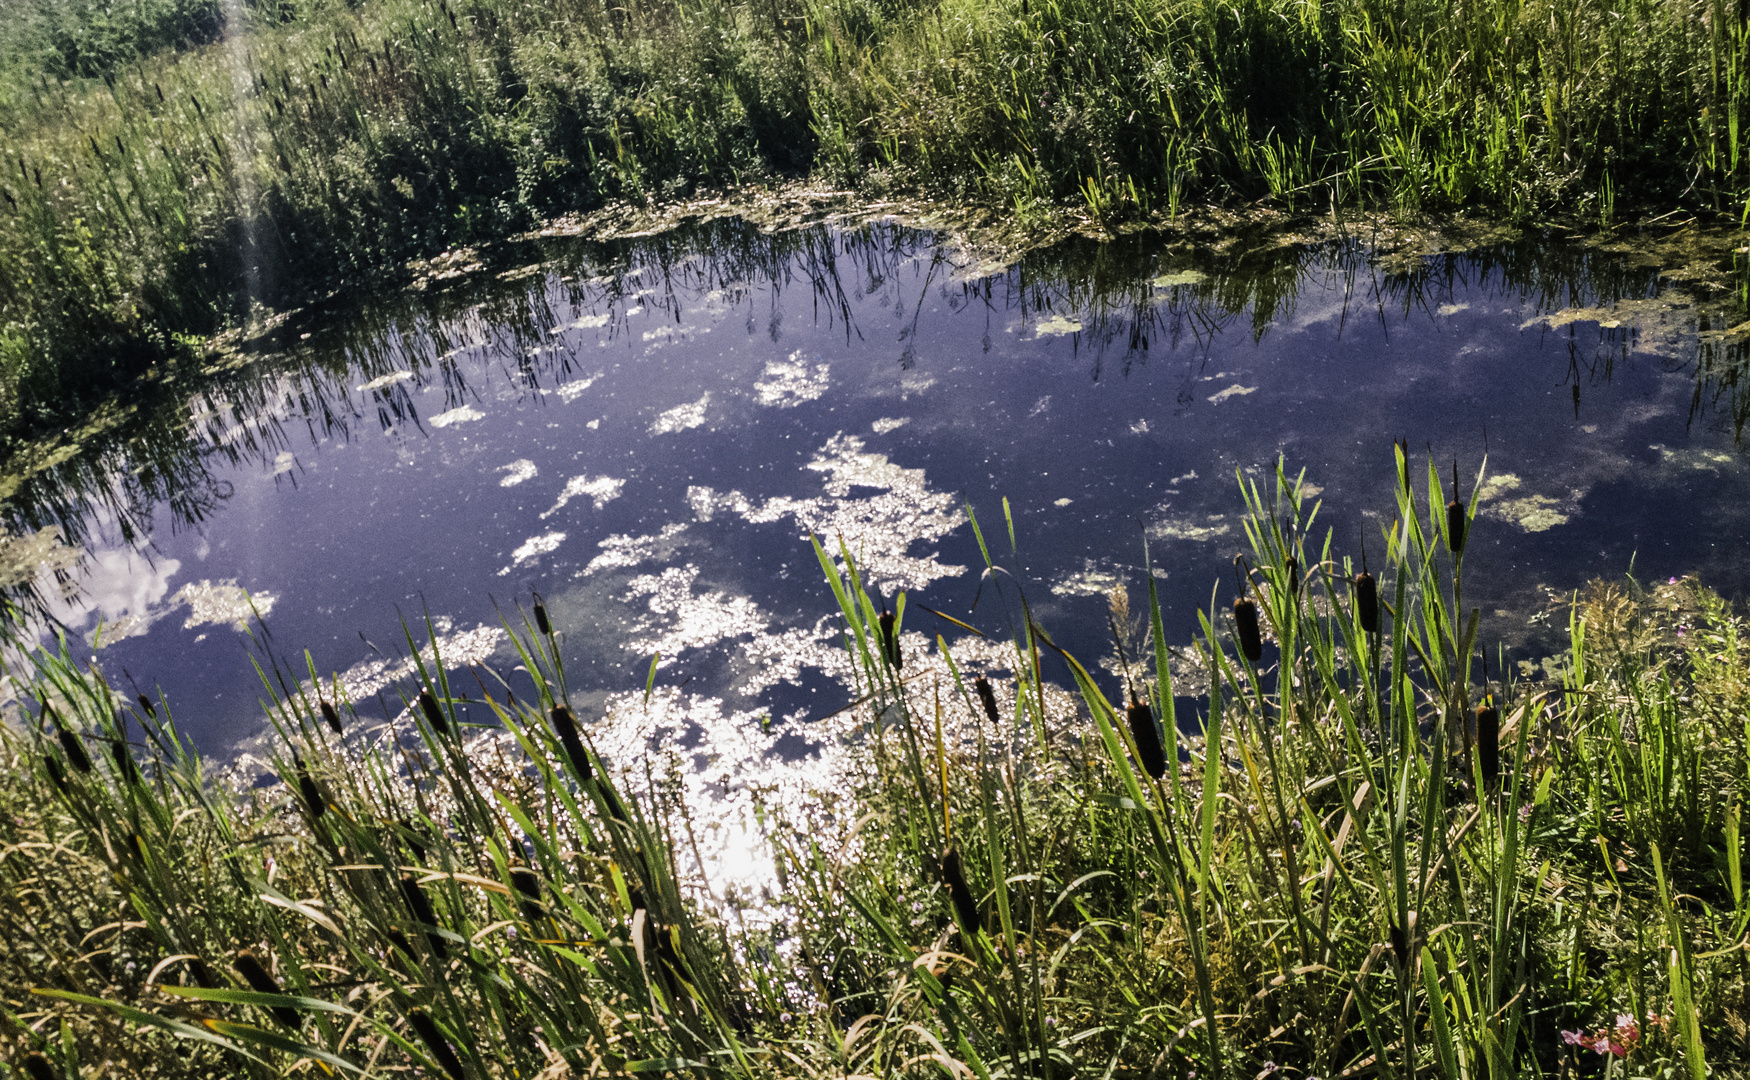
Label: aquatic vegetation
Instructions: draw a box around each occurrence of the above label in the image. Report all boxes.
[4,452,1750,1075]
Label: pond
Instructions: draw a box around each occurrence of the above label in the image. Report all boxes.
[4,216,1748,775]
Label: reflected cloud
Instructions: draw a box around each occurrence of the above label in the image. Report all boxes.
[651,393,711,434]
[542,475,625,518]
[430,405,485,428]
[754,352,830,407]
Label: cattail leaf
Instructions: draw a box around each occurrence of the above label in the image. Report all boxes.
[198,1019,368,1075]
[29,988,270,1065]
[231,951,300,1027]
[628,1058,711,1073]
[256,889,345,937]
[158,984,354,1015]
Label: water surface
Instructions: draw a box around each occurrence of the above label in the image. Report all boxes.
[5,218,1748,763]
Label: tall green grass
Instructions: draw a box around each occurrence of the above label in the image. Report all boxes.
[1,0,1748,445]
[7,453,1750,1075]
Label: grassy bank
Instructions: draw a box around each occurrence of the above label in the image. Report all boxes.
[5,452,1750,1076]
[1,0,1749,445]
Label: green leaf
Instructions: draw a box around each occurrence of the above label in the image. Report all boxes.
[158,985,354,1015]
[30,989,268,1066]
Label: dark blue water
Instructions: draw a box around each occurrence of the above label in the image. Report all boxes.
[5,219,1748,765]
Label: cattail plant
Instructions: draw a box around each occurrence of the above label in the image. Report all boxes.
[137,693,156,719]
[42,753,70,796]
[1126,693,1168,779]
[1354,537,1380,635]
[400,874,449,959]
[509,866,545,921]
[534,600,552,635]
[1285,555,1300,596]
[1231,556,1263,662]
[21,1052,56,1080]
[111,739,141,785]
[233,951,300,1027]
[419,689,449,735]
[407,1007,467,1080]
[973,675,1000,725]
[1233,595,1263,663]
[1447,460,1466,555]
[1476,697,1499,788]
[878,607,901,669]
[939,845,979,932]
[47,708,92,773]
[290,751,325,818]
[550,704,593,781]
[319,699,342,736]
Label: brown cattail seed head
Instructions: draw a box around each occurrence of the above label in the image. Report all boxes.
[43,753,69,795]
[1233,596,1263,663]
[550,705,593,781]
[1354,571,1379,635]
[1286,556,1300,596]
[1447,498,1466,554]
[233,951,299,1026]
[418,690,448,735]
[1126,696,1167,779]
[510,865,542,899]
[509,866,545,920]
[22,1052,56,1080]
[111,740,140,784]
[399,874,449,959]
[973,676,999,725]
[534,602,552,635]
[598,778,628,821]
[878,609,901,669]
[50,711,92,774]
[137,693,156,719]
[1476,702,1500,787]
[319,699,342,736]
[407,1008,466,1080]
[291,752,324,819]
[939,845,979,932]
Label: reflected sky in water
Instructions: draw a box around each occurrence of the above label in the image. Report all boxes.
[5,218,1749,771]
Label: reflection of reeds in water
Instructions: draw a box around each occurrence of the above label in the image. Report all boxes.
[4,214,1743,636]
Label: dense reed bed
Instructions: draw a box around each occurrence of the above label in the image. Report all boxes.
[5,451,1750,1076]
[1,0,1748,442]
